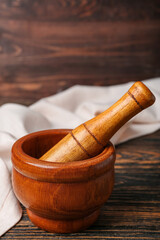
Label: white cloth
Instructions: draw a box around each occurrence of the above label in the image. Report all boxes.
[0,79,160,236]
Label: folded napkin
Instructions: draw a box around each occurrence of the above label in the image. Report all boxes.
[0,79,160,236]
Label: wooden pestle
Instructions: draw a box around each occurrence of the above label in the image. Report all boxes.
[40,81,155,163]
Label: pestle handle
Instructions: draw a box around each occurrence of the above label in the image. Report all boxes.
[40,81,155,163]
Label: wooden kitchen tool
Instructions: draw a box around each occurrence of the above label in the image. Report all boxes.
[12,129,116,233]
[40,81,155,163]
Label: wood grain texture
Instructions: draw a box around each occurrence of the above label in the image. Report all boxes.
[40,82,155,163]
[0,0,160,22]
[2,130,160,239]
[0,0,160,238]
[0,0,160,105]
[12,129,115,233]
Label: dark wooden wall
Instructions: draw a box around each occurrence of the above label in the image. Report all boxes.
[0,0,160,105]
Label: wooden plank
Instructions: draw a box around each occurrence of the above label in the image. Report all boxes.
[0,0,160,105]
[0,20,160,105]
[0,0,159,22]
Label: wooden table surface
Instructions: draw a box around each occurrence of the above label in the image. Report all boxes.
[2,130,160,239]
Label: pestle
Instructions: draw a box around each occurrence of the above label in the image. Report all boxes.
[40,81,155,163]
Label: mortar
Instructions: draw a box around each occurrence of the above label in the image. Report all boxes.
[12,129,115,233]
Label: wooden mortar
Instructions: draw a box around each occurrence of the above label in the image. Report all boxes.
[11,81,155,233]
[12,129,115,233]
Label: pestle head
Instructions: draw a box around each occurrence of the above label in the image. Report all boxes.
[128,81,155,110]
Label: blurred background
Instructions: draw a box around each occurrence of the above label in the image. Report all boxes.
[0,0,159,105]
